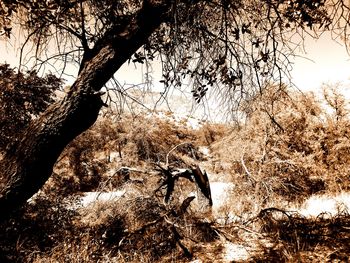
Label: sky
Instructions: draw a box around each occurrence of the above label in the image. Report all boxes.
[114,33,350,95]
[116,34,350,97]
[2,31,350,98]
[290,33,350,92]
[118,32,350,119]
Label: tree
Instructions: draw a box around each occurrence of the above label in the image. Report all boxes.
[0,0,346,219]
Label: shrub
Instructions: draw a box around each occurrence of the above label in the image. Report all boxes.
[211,85,350,205]
[0,64,61,150]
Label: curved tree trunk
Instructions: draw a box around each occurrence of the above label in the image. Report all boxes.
[0,0,172,220]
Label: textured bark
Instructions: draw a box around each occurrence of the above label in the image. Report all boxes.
[0,0,172,219]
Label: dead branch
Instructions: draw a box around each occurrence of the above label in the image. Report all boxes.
[171,225,193,259]
[153,164,193,204]
[177,196,196,216]
[241,152,257,185]
[154,164,213,207]
[192,165,213,206]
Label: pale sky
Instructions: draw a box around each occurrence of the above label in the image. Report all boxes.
[291,33,350,92]
[2,32,350,95]
[118,32,350,95]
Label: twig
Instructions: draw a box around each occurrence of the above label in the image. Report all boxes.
[241,152,256,184]
[178,196,196,216]
[165,141,193,167]
[171,225,193,259]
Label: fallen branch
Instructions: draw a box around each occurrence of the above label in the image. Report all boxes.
[171,225,193,259]
[192,165,213,206]
[177,196,196,216]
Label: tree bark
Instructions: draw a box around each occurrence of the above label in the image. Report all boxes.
[0,0,172,220]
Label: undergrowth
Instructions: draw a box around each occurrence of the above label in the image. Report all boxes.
[1,85,350,262]
[250,208,350,262]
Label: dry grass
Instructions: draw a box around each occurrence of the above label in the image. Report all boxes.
[248,208,350,262]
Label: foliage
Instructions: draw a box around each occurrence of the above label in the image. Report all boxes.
[1,0,350,261]
[119,113,201,165]
[195,122,230,146]
[1,99,350,261]
[0,0,344,108]
[0,63,61,149]
[43,111,202,197]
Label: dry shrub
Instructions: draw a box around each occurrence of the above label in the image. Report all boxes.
[0,195,81,263]
[120,113,200,166]
[23,193,216,262]
[251,208,350,262]
[195,122,230,146]
[211,84,350,208]
[43,125,110,197]
[115,202,219,261]
[43,111,203,198]
[76,184,219,262]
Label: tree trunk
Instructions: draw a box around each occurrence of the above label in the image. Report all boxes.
[0,0,172,220]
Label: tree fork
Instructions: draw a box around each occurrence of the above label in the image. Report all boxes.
[0,0,174,220]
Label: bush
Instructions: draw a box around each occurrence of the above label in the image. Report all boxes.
[211,85,350,205]
[0,64,61,150]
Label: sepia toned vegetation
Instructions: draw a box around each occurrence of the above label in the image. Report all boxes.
[2,0,350,217]
[1,83,349,262]
[1,0,350,261]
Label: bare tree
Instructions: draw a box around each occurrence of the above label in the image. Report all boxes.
[0,0,346,218]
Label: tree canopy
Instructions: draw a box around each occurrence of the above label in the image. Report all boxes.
[0,0,345,109]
